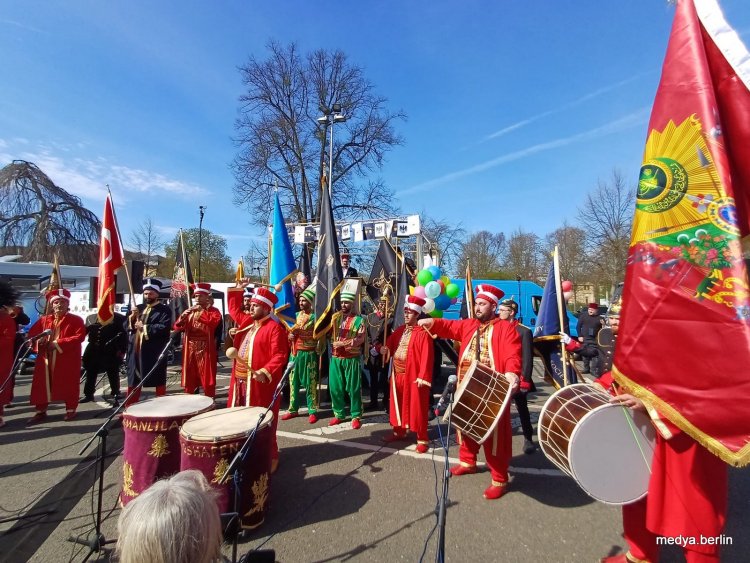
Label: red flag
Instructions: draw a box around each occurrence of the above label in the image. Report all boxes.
[96,195,125,325]
[614,0,750,466]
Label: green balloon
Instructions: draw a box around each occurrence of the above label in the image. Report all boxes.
[429,309,443,318]
[445,283,460,299]
[417,269,433,286]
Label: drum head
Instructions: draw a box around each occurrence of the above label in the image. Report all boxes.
[180,406,273,442]
[124,394,214,418]
[569,404,656,505]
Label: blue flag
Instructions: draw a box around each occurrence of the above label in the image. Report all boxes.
[533,259,576,387]
[270,193,297,326]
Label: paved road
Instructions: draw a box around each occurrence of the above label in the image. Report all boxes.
[0,358,747,562]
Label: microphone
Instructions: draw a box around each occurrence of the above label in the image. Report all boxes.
[28,329,53,341]
[434,374,458,416]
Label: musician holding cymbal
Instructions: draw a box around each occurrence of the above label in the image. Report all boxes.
[418,284,522,500]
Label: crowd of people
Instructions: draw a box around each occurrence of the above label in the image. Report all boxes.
[0,247,734,560]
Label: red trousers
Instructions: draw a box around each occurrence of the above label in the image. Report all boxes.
[457,410,512,483]
[124,385,166,408]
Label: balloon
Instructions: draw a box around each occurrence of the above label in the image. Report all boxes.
[414,285,426,299]
[427,265,442,280]
[424,281,441,299]
[434,294,451,311]
[423,298,435,313]
[451,297,458,304]
[437,280,445,293]
[409,285,414,296]
[445,283,460,299]
[440,275,450,287]
[417,269,433,286]
[561,280,573,292]
[429,309,443,318]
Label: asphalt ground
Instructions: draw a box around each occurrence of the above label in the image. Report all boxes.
[0,357,747,563]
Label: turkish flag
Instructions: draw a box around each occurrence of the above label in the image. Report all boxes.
[96,195,125,325]
[614,0,750,467]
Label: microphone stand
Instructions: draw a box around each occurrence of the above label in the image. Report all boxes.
[219,360,294,563]
[436,384,456,563]
[0,339,34,395]
[69,334,177,561]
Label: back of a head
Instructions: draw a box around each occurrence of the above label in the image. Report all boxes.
[117,470,222,563]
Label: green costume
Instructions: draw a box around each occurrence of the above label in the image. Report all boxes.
[289,309,320,414]
[329,310,365,420]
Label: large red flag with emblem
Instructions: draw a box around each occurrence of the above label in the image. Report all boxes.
[96,195,125,325]
[614,0,750,466]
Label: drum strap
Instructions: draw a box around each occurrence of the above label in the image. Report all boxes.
[474,328,481,361]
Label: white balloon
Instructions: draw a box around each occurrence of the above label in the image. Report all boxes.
[423,298,435,313]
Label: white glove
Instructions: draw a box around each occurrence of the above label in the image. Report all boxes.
[559,332,572,345]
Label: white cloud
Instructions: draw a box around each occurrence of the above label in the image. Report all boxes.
[400,107,650,196]
[0,139,210,202]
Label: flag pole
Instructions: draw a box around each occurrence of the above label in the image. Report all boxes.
[180,230,193,303]
[553,246,569,386]
[106,186,136,306]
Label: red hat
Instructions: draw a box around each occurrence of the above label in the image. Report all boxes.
[191,282,212,295]
[404,295,426,313]
[475,284,504,305]
[47,288,71,303]
[588,302,599,309]
[251,287,278,309]
[341,252,350,258]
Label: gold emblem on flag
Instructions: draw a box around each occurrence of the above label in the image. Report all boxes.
[147,434,170,457]
[123,461,137,497]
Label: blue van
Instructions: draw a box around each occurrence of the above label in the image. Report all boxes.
[442,278,579,337]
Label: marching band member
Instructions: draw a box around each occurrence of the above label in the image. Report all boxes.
[381,296,434,453]
[173,283,222,398]
[126,278,171,407]
[0,281,19,428]
[283,286,321,423]
[418,284,521,500]
[226,287,289,471]
[27,289,87,424]
[328,292,365,429]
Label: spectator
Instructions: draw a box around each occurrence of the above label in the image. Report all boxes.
[576,302,603,377]
[116,470,222,563]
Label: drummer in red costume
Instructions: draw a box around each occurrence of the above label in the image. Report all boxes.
[226,286,289,470]
[563,302,728,563]
[381,296,434,453]
[418,284,521,500]
[173,283,222,398]
[27,289,87,424]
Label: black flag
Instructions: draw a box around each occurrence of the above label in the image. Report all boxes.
[366,239,407,330]
[313,181,344,339]
[298,244,312,283]
[170,230,194,323]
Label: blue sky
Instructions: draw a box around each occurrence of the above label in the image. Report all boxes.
[1,0,749,264]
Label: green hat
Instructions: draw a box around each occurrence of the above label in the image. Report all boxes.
[340,292,356,303]
[301,287,316,302]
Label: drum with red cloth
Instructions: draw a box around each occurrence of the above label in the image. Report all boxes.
[121,394,214,505]
[179,406,274,530]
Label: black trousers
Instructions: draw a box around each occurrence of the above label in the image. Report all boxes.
[82,354,122,398]
[514,391,534,441]
[579,343,602,376]
[367,358,390,407]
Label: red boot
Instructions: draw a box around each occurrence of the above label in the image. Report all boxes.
[450,464,477,476]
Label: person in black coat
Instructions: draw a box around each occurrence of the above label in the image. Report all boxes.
[576,302,603,376]
[341,253,359,278]
[499,299,536,454]
[126,279,172,406]
[81,312,128,404]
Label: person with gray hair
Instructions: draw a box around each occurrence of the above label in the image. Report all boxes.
[116,470,223,563]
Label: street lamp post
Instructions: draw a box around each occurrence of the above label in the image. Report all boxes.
[317,103,347,195]
[198,205,206,282]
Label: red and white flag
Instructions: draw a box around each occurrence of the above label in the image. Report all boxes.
[614,0,750,466]
[96,195,125,325]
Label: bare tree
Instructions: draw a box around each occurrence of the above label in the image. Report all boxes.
[232,41,406,227]
[0,160,100,265]
[128,216,166,276]
[543,221,587,281]
[421,214,466,277]
[504,228,542,282]
[577,169,634,291]
[458,230,507,278]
